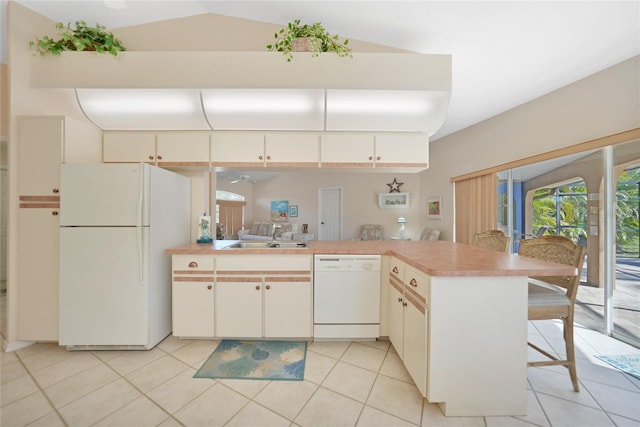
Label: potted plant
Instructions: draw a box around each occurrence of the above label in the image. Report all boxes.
[30,20,126,57]
[266,19,352,62]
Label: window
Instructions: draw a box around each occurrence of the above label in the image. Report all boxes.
[215,190,245,238]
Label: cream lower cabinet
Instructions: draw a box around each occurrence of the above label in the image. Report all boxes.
[17,208,60,340]
[172,255,215,338]
[215,255,313,338]
[388,257,429,396]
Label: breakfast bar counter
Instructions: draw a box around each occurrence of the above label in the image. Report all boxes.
[166,239,577,277]
[166,240,575,417]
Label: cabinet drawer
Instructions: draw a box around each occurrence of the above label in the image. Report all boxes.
[405,264,429,300]
[389,258,405,281]
[173,255,214,273]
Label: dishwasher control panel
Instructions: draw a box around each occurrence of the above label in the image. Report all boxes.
[313,255,381,272]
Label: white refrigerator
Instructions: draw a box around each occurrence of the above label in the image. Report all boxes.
[59,163,190,349]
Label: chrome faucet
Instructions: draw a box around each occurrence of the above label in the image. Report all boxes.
[272,224,282,240]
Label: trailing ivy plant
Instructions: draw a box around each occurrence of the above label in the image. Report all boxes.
[30,21,126,57]
[266,19,352,62]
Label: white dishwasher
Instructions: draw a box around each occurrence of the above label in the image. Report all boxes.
[314,254,381,339]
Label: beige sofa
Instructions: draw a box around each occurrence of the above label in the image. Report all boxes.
[237,222,300,241]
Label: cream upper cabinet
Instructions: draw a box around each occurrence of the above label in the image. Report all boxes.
[156,132,210,166]
[104,132,211,165]
[211,132,265,167]
[17,116,64,196]
[103,132,157,163]
[375,133,429,168]
[320,134,375,167]
[265,133,319,166]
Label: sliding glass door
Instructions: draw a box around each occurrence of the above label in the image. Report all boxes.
[499,140,639,348]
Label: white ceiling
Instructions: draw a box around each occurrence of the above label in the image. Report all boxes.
[2,0,639,141]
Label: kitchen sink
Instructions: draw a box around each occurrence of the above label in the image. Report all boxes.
[224,241,309,249]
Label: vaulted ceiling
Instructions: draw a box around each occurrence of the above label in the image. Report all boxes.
[2,1,639,141]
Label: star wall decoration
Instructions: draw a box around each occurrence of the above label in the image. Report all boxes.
[387,177,404,193]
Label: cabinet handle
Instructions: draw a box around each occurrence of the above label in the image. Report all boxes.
[377,156,381,160]
[148,155,154,160]
[266,285,271,290]
[392,266,399,274]
[256,285,261,290]
[403,301,408,307]
[368,156,373,161]
[157,155,162,160]
[52,211,59,216]
[266,155,271,160]
[188,261,198,268]
[409,278,418,287]
[207,285,212,290]
[52,188,59,194]
[397,297,402,303]
[259,155,263,160]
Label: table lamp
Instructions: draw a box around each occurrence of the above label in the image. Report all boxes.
[397,217,407,240]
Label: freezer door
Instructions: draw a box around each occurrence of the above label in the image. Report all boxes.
[60,163,150,226]
[59,227,149,346]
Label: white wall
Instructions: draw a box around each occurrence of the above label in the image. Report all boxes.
[420,56,639,241]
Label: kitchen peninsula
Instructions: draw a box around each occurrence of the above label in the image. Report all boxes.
[167,240,576,417]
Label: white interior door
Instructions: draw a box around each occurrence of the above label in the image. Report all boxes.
[318,187,342,240]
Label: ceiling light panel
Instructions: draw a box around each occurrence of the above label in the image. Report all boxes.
[325,90,451,134]
[76,88,210,130]
[202,89,325,130]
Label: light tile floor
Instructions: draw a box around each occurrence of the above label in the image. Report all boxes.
[1,320,639,427]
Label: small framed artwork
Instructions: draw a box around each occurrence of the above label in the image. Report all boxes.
[289,205,299,217]
[426,196,442,219]
[271,200,289,221]
[379,192,410,208]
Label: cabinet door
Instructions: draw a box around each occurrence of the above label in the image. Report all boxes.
[404,298,427,396]
[265,133,319,167]
[388,282,404,359]
[320,134,374,167]
[211,132,265,166]
[17,116,63,196]
[17,207,59,340]
[156,132,210,166]
[216,280,263,337]
[375,134,429,168]
[172,281,214,337]
[103,132,156,163]
[264,281,312,338]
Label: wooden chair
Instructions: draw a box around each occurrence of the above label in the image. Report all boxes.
[360,224,384,241]
[518,235,586,392]
[472,229,510,252]
[419,227,440,241]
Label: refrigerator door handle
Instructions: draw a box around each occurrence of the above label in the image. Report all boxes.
[138,164,144,227]
[138,226,144,284]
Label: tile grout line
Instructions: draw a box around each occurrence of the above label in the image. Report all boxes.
[13,349,70,427]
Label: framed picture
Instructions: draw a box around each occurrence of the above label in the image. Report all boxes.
[426,196,442,219]
[289,205,299,217]
[378,192,410,209]
[271,200,289,221]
